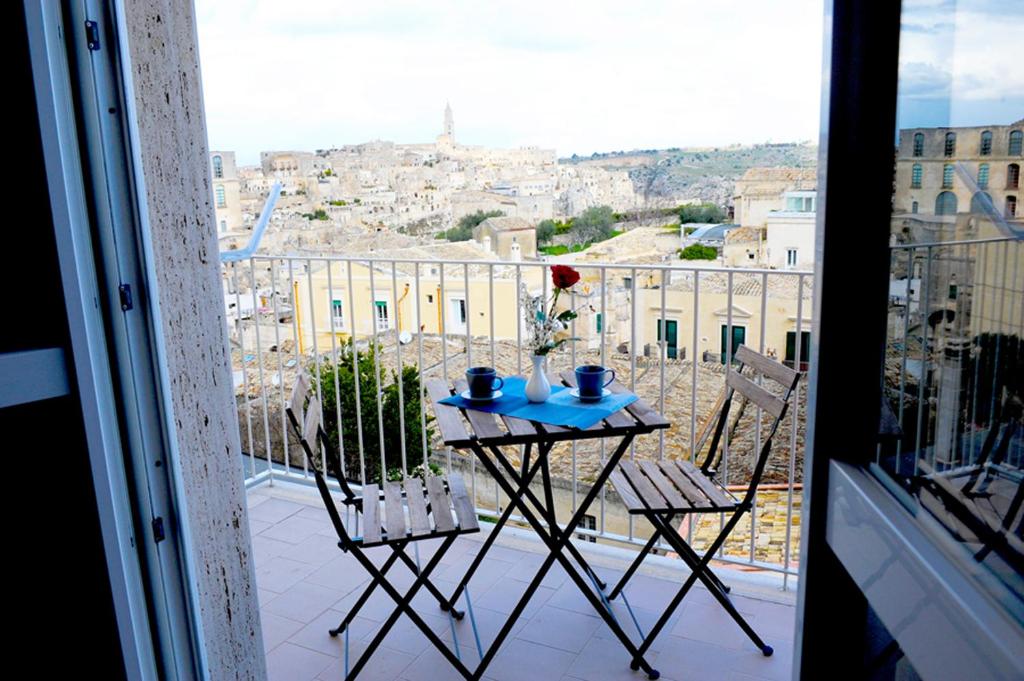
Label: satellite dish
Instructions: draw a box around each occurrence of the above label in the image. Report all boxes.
[399,331,413,345]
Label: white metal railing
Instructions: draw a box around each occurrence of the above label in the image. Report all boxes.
[228,253,814,584]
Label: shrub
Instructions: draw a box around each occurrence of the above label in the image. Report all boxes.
[314,340,432,484]
[679,244,718,260]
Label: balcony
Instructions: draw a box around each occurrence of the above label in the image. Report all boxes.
[249,482,796,681]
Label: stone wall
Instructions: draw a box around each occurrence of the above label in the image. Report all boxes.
[123,2,266,678]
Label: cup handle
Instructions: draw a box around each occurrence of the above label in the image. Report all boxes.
[493,376,504,391]
[603,369,616,388]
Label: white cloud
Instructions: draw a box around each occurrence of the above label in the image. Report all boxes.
[196,0,825,164]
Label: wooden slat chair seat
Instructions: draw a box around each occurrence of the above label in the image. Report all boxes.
[606,345,801,662]
[287,375,482,680]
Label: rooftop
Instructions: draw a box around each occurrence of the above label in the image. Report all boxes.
[250,483,797,681]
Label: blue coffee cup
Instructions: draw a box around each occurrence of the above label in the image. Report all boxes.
[576,365,615,397]
[466,366,503,398]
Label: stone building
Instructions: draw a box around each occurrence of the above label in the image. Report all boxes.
[732,167,817,228]
[473,216,537,260]
[209,150,243,235]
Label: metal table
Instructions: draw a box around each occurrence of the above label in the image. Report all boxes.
[425,372,671,680]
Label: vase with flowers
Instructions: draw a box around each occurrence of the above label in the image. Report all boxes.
[521,265,584,402]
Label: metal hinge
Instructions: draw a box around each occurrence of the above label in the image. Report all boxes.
[84,20,100,51]
[152,517,166,544]
[119,284,133,311]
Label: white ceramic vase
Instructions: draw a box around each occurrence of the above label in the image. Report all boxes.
[525,354,551,403]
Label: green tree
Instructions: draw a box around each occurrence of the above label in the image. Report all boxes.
[535,219,556,243]
[677,202,726,224]
[570,205,616,245]
[679,244,718,260]
[314,340,432,485]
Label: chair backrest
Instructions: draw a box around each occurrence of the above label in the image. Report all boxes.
[301,396,349,541]
[286,371,311,437]
[701,345,802,505]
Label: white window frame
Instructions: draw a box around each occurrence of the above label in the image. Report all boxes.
[448,296,467,333]
[330,298,344,330]
[786,248,798,269]
[374,299,390,331]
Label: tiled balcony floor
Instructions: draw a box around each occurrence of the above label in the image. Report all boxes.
[249,484,797,681]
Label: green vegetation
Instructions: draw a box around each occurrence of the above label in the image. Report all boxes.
[315,340,431,484]
[570,205,617,245]
[322,168,333,177]
[302,208,329,221]
[328,199,347,206]
[675,202,727,224]
[441,209,504,242]
[679,244,718,260]
[540,230,623,256]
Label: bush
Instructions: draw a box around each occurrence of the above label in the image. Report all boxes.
[536,219,556,244]
[677,202,726,224]
[679,244,718,260]
[314,340,432,484]
[443,209,504,242]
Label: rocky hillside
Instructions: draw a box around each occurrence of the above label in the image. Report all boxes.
[562,142,818,208]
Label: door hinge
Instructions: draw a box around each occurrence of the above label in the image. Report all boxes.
[118,284,133,311]
[84,20,100,51]
[152,517,166,544]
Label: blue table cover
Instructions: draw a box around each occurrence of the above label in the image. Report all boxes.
[440,376,638,430]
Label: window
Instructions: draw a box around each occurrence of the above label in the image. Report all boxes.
[449,297,467,332]
[784,330,811,370]
[911,200,918,214]
[719,325,745,364]
[212,154,223,178]
[979,131,992,155]
[912,132,924,156]
[935,190,958,215]
[1010,129,1023,155]
[594,312,603,334]
[786,248,798,268]
[977,163,989,189]
[942,163,954,188]
[944,131,956,156]
[1008,163,1020,189]
[577,514,597,543]
[374,300,389,330]
[1008,195,1018,218]
[622,277,632,290]
[910,163,922,188]
[330,299,343,328]
[219,219,226,233]
[426,294,433,303]
[215,184,226,208]
[970,192,992,215]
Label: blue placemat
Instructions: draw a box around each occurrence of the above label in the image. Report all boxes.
[440,376,638,430]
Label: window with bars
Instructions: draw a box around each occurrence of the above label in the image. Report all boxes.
[911,163,922,188]
[1008,195,1018,218]
[942,164,954,188]
[913,132,924,156]
[978,163,989,189]
[944,131,956,156]
[979,131,992,155]
[215,184,226,207]
[1010,130,1023,155]
[1008,163,1020,189]
[212,154,223,178]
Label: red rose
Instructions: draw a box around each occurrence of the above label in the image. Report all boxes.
[551,265,580,290]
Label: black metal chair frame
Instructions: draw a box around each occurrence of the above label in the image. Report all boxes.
[606,345,802,664]
[285,377,481,680]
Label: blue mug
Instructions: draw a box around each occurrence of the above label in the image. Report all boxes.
[576,365,615,397]
[466,367,503,398]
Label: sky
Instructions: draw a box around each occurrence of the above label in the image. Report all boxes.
[195,0,826,165]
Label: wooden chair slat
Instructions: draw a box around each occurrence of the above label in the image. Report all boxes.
[726,370,785,419]
[454,379,507,440]
[735,345,798,386]
[609,467,645,512]
[619,460,669,511]
[676,460,733,508]
[447,473,480,532]
[658,459,713,508]
[361,484,383,545]
[303,396,322,454]
[640,460,690,509]
[425,378,475,446]
[403,477,432,537]
[425,476,456,533]
[383,482,407,541]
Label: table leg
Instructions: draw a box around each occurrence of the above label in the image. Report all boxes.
[468,435,661,680]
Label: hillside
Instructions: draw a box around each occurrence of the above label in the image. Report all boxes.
[562,142,818,208]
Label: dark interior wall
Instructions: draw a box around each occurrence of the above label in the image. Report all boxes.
[6,6,127,678]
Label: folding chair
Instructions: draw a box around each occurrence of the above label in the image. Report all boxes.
[607,345,801,663]
[287,375,483,680]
